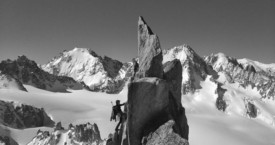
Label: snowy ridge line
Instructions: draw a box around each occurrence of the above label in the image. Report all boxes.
[42,47,129,94]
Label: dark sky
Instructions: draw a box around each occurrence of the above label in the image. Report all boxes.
[0,0,274,64]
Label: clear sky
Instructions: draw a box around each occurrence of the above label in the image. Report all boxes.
[0,0,274,64]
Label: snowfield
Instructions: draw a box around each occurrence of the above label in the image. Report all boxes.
[0,84,127,145]
[184,76,275,145]
[0,76,275,145]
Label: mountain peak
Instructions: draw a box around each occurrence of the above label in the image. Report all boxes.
[42,48,126,93]
[163,44,201,63]
[17,55,34,63]
[138,16,154,35]
[72,47,99,57]
[168,44,195,54]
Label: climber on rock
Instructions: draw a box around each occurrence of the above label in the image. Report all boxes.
[110,100,126,131]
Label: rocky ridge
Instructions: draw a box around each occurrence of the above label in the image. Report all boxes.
[0,71,27,91]
[28,122,103,145]
[205,53,275,99]
[0,136,18,145]
[0,56,83,92]
[0,100,54,129]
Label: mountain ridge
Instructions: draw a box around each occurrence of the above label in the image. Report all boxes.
[41,47,127,94]
[0,55,84,92]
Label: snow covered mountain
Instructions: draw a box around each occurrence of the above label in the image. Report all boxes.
[205,53,275,99]
[42,48,130,93]
[28,122,103,145]
[163,44,216,94]
[0,56,83,92]
[161,46,275,124]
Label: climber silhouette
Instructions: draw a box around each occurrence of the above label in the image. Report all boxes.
[110,100,126,131]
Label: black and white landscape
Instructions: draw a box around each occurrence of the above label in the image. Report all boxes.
[0,1,275,145]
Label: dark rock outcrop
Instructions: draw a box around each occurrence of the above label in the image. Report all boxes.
[142,120,189,145]
[136,16,163,79]
[163,59,182,104]
[102,56,123,78]
[127,78,189,145]
[54,122,64,131]
[0,100,54,129]
[0,136,18,145]
[245,101,257,118]
[127,78,169,145]
[28,122,102,145]
[215,83,227,111]
[0,71,27,91]
[74,123,102,144]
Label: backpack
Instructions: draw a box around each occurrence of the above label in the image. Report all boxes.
[110,106,119,121]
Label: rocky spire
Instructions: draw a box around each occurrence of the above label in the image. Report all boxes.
[137,16,163,78]
[109,16,189,145]
[127,16,188,145]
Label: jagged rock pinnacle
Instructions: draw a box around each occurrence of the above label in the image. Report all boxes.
[137,16,163,78]
[121,16,189,145]
[138,16,154,35]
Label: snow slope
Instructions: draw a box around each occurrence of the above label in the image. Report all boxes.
[184,76,275,145]
[0,84,128,145]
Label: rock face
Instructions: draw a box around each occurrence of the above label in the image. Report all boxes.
[0,136,18,145]
[54,122,64,131]
[127,78,169,145]
[127,78,189,145]
[110,16,189,145]
[136,16,163,79]
[42,48,127,93]
[0,71,27,91]
[142,120,189,145]
[163,59,182,104]
[245,101,257,118]
[215,83,227,112]
[74,123,101,144]
[0,56,83,92]
[28,122,102,145]
[205,53,275,99]
[0,100,54,129]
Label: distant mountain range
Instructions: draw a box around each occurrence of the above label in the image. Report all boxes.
[0,42,274,127]
[1,44,274,97]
